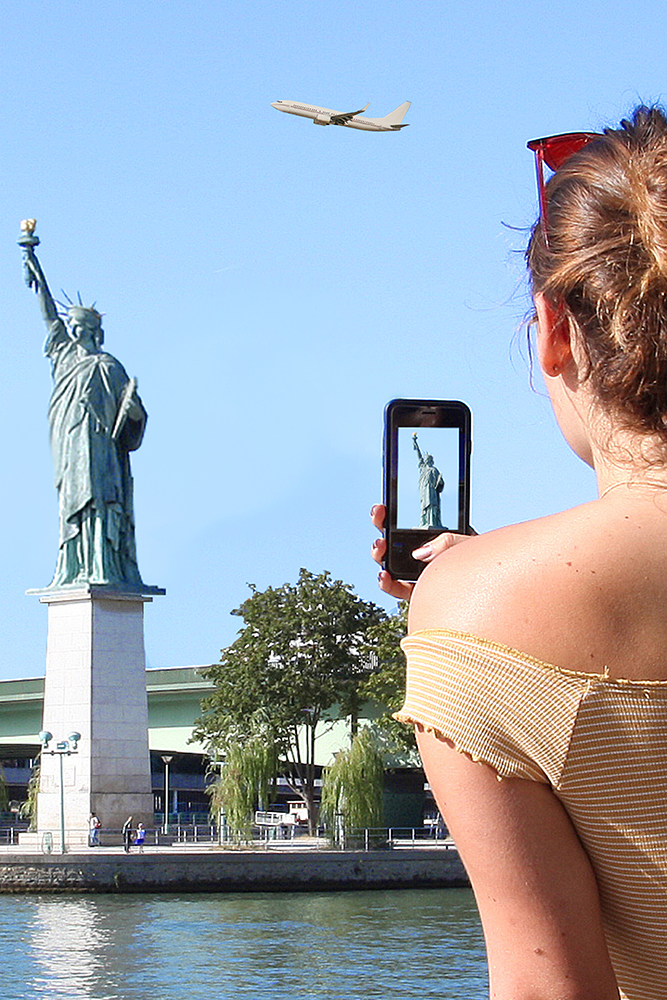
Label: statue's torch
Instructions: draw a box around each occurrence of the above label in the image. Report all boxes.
[18,219,40,289]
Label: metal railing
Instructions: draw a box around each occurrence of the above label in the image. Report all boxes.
[0,824,455,853]
[154,812,212,830]
[330,827,454,851]
[169,824,218,844]
[0,825,26,846]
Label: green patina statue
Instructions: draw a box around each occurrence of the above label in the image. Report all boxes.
[412,432,445,529]
[19,220,147,589]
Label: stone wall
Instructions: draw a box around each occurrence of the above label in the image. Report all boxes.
[0,848,469,893]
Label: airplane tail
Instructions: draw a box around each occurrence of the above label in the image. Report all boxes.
[368,101,411,128]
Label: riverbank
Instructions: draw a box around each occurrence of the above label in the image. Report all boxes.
[0,843,469,893]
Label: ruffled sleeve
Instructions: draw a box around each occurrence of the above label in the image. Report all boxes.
[395,629,590,786]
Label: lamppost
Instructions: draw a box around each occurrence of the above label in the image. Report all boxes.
[161,755,173,833]
[38,730,81,853]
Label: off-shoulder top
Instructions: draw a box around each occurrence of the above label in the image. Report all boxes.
[396,629,667,1000]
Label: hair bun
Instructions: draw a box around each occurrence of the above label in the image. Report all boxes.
[528,105,667,442]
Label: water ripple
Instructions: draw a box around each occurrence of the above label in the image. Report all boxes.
[0,888,487,1000]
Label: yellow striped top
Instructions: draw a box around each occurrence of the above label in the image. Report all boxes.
[396,628,667,1000]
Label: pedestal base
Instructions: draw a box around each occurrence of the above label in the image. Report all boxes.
[31,586,163,848]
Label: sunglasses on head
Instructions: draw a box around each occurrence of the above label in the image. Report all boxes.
[527,132,601,246]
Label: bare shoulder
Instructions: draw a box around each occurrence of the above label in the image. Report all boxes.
[408,501,667,674]
[408,506,597,636]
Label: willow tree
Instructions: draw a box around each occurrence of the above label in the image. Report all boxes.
[194,569,386,833]
[206,726,277,843]
[0,765,8,816]
[19,761,39,830]
[320,728,384,846]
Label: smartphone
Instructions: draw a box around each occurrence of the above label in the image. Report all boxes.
[383,398,472,581]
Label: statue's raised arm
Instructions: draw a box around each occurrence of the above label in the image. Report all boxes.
[18,220,63,334]
[412,432,424,465]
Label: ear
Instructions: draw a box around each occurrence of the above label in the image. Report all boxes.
[535,292,573,378]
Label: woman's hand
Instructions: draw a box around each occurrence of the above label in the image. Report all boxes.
[371,503,476,601]
[370,502,415,600]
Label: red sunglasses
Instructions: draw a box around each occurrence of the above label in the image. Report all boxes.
[527,132,601,246]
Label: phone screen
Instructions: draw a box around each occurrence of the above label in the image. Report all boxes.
[396,425,461,531]
[383,399,471,580]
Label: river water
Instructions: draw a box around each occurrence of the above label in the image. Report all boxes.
[2,888,487,1000]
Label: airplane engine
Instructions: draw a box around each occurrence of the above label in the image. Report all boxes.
[313,113,331,125]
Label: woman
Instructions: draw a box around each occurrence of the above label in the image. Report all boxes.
[372,107,667,999]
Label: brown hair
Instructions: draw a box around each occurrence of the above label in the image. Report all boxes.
[527,106,667,440]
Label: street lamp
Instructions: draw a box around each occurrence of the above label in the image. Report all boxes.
[161,755,173,833]
[39,730,81,853]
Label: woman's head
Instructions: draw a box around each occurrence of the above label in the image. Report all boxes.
[528,106,667,444]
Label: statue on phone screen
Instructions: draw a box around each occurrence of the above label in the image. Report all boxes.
[19,220,147,589]
[412,432,444,528]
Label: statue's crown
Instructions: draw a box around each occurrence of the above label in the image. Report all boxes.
[56,292,103,328]
[66,305,102,325]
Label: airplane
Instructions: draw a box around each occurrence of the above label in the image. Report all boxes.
[271,99,410,132]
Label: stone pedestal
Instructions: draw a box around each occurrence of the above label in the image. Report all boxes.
[30,585,164,849]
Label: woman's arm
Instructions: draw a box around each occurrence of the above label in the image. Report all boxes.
[406,508,627,996]
[418,728,619,998]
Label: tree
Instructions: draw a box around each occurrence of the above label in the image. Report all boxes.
[320,728,384,846]
[19,761,39,830]
[206,720,278,843]
[193,569,386,833]
[359,603,419,761]
[0,765,8,815]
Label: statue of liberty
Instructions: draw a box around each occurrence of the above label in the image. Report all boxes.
[19,221,147,589]
[412,432,445,528]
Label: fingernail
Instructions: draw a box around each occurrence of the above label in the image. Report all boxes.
[370,505,378,517]
[412,544,433,560]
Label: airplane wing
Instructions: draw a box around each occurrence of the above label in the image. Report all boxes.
[330,103,369,125]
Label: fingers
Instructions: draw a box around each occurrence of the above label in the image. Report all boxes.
[371,503,474,600]
[370,504,386,566]
[371,505,412,598]
[412,529,477,563]
[377,569,415,601]
[371,542,386,569]
[372,540,415,597]
[370,503,386,531]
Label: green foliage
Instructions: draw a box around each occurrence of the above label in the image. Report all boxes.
[196,569,385,741]
[193,569,387,830]
[320,728,384,843]
[207,725,277,843]
[0,765,8,814]
[19,760,39,830]
[360,603,418,759]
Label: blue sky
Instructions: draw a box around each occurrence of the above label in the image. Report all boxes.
[0,0,663,679]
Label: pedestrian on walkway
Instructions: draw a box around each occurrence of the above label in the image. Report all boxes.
[122,815,133,853]
[135,823,146,853]
[89,813,101,847]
